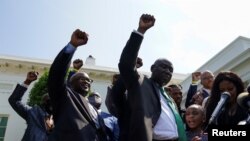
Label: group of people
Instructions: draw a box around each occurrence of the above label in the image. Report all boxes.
[184,70,248,126]
[8,13,249,141]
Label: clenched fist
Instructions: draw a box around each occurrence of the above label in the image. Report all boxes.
[24,71,39,85]
[137,14,155,34]
[70,29,89,48]
[73,59,83,70]
[192,72,201,82]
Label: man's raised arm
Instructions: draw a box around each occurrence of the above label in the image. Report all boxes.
[48,29,88,112]
[118,14,155,88]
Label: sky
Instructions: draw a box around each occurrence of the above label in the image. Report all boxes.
[1,0,250,74]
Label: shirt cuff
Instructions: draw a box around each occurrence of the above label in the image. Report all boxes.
[133,30,144,37]
[64,43,77,53]
[20,82,29,88]
[191,82,198,85]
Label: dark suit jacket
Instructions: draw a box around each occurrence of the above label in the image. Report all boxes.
[185,84,198,108]
[48,45,103,141]
[185,84,209,108]
[9,84,49,141]
[110,76,129,141]
[105,85,119,117]
[118,32,162,141]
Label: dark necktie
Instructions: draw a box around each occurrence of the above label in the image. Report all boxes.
[159,87,187,141]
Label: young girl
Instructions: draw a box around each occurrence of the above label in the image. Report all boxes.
[185,104,208,141]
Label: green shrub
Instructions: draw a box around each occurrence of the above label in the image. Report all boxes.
[27,71,48,106]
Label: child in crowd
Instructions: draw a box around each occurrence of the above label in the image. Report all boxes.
[185,104,208,141]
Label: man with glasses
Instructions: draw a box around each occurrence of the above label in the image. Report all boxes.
[48,29,108,141]
[185,70,214,108]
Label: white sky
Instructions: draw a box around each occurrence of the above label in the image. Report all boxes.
[1,0,250,74]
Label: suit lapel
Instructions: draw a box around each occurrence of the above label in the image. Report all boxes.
[150,79,161,101]
[202,89,209,97]
[67,87,96,127]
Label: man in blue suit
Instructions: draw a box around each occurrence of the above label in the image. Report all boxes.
[9,71,54,141]
[88,92,119,141]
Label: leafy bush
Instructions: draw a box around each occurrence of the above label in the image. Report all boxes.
[27,71,48,106]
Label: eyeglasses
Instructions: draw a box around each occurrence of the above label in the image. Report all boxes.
[202,76,214,80]
[80,77,93,84]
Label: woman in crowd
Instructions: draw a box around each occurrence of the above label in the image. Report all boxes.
[205,71,248,126]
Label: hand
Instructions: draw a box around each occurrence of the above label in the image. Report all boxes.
[73,59,83,70]
[136,57,143,68]
[137,14,155,34]
[192,91,204,105]
[24,71,39,85]
[192,72,201,82]
[191,136,202,141]
[70,29,88,47]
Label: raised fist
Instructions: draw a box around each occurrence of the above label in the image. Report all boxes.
[70,29,88,47]
[24,71,39,85]
[137,14,155,34]
[192,72,201,82]
[136,57,143,68]
[73,59,83,70]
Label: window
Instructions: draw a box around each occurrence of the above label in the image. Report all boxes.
[0,115,8,141]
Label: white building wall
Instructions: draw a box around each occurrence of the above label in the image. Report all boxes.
[0,73,34,141]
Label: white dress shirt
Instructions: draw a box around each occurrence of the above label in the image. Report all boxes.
[153,90,178,140]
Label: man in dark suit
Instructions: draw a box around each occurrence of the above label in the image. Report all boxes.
[118,14,187,141]
[9,71,54,141]
[165,84,185,117]
[105,57,143,118]
[48,29,108,141]
[108,57,143,141]
[185,71,214,108]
